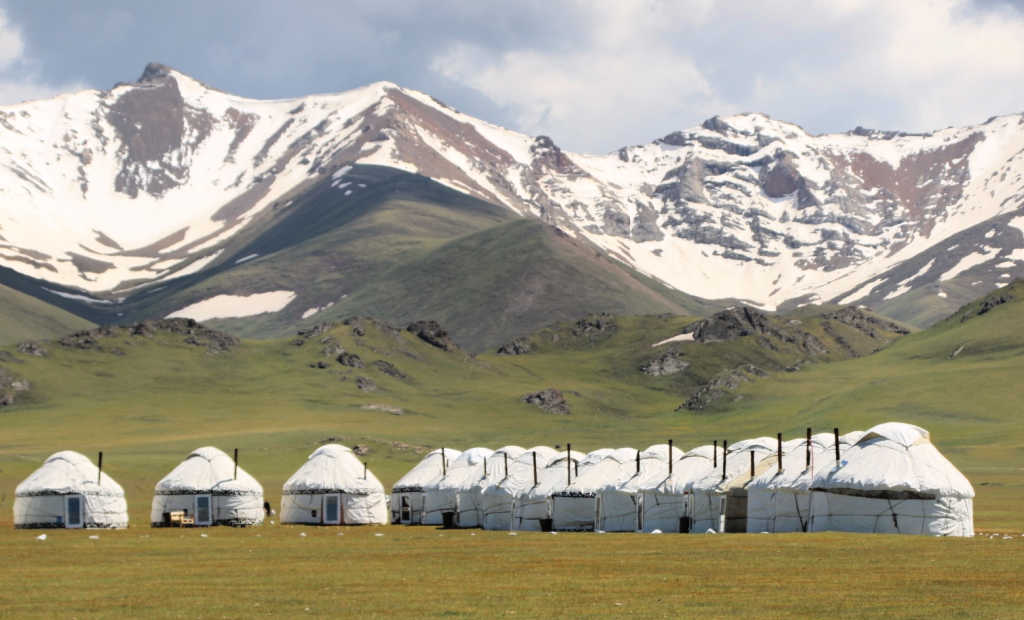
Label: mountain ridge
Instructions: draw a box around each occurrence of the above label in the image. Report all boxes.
[0,63,1020,345]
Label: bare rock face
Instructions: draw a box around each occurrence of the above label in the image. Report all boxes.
[356,376,376,392]
[521,388,570,415]
[406,320,458,352]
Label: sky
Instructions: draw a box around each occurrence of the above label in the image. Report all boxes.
[0,0,1022,153]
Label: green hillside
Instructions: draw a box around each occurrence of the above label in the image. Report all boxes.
[0,283,94,345]
[3,287,1021,530]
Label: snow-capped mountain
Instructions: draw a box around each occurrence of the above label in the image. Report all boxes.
[0,63,1022,330]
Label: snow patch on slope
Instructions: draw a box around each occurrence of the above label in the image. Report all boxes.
[166,290,296,321]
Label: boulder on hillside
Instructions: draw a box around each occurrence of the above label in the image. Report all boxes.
[337,352,364,368]
[16,341,47,357]
[406,320,458,352]
[641,352,690,377]
[496,338,531,355]
[0,366,30,406]
[521,388,570,415]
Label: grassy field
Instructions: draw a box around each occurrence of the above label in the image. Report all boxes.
[0,286,1022,616]
[0,525,1021,618]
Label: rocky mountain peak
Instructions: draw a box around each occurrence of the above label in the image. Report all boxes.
[137,62,176,84]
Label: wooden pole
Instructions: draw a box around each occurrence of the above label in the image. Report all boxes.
[713,440,718,468]
[233,448,238,480]
[722,440,728,480]
[668,439,674,476]
[834,427,841,463]
[805,427,811,468]
[532,451,538,486]
[97,451,103,485]
[777,433,783,472]
[567,443,572,485]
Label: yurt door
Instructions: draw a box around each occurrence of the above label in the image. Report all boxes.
[65,495,83,528]
[195,495,212,526]
[324,494,341,525]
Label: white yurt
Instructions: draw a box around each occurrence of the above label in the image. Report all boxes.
[479,446,558,530]
[390,448,460,525]
[281,444,387,525]
[641,444,725,533]
[808,423,974,536]
[459,445,526,528]
[151,447,264,527]
[550,447,637,531]
[423,447,493,527]
[596,442,696,533]
[512,448,586,531]
[689,437,777,533]
[746,431,864,533]
[14,451,128,529]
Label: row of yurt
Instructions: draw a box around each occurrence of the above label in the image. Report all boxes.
[14,444,387,529]
[388,424,974,536]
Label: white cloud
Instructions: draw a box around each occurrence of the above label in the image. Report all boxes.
[428,0,1024,150]
[0,8,83,105]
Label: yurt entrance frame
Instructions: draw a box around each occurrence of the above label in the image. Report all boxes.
[324,494,342,525]
[65,494,83,528]
[195,495,212,526]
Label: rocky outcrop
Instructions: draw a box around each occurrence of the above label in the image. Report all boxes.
[496,338,531,355]
[337,352,364,368]
[679,364,766,411]
[521,388,570,415]
[641,352,690,377]
[406,320,458,352]
[59,319,238,354]
[372,359,406,379]
[356,376,376,392]
[571,314,617,340]
[16,341,47,357]
[0,366,30,406]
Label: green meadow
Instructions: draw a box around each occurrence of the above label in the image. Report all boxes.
[0,284,1022,616]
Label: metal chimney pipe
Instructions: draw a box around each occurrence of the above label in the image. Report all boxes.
[749,450,755,479]
[233,448,238,480]
[442,448,447,476]
[713,440,718,468]
[668,439,674,476]
[532,451,538,486]
[504,451,509,480]
[834,427,841,462]
[97,451,103,485]
[636,450,640,475]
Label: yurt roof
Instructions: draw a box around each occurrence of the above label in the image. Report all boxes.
[16,450,124,497]
[813,422,974,498]
[392,447,461,492]
[282,443,384,494]
[154,446,263,496]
